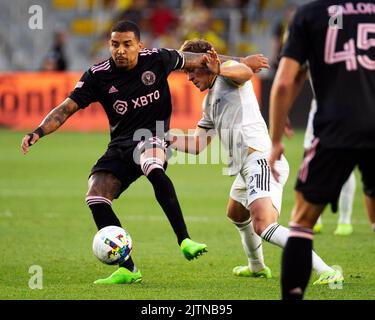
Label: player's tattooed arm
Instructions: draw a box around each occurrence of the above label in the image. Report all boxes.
[39,98,79,133]
[180,51,208,69]
[21,98,79,154]
[181,51,244,70]
[180,51,269,73]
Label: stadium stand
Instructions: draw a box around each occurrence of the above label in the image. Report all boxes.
[0,0,307,73]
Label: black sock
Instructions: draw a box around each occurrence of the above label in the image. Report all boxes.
[147,169,190,245]
[281,236,313,300]
[87,202,121,230]
[86,198,137,272]
[119,257,136,272]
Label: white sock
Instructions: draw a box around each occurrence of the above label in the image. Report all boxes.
[261,223,333,275]
[338,172,356,224]
[231,218,266,272]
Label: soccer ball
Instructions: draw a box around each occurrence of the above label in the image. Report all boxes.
[92,226,132,265]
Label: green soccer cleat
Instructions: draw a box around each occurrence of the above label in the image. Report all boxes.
[233,265,272,279]
[313,223,323,234]
[94,267,142,284]
[334,223,353,236]
[313,269,344,286]
[180,238,207,260]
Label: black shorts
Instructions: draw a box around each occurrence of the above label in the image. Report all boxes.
[90,138,169,198]
[295,138,375,212]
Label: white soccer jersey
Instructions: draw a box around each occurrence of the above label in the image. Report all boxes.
[197,66,271,175]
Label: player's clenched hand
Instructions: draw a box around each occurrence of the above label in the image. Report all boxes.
[204,48,221,75]
[269,142,284,183]
[242,54,270,73]
[21,133,40,155]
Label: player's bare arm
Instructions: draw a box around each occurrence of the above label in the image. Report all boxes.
[241,54,270,73]
[188,48,254,85]
[40,98,79,131]
[221,54,270,73]
[21,98,79,154]
[205,49,253,84]
[170,127,215,155]
[180,51,269,73]
[180,51,211,70]
[220,62,253,84]
[282,66,308,140]
[269,57,302,181]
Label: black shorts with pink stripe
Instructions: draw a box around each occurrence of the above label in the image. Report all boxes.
[295,139,375,212]
[90,140,168,198]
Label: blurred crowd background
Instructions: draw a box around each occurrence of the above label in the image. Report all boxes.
[0,0,311,77]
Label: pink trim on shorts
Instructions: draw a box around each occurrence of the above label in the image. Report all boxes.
[299,138,320,183]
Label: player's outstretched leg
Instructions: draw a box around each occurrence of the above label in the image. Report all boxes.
[86,176,143,284]
[229,215,272,279]
[180,238,207,260]
[260,221,344,286]
[141,153,207,260]
[86,188,143,284]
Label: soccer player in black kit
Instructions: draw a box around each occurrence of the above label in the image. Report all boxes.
[21,20,269,284]
[20,20,208,284]
[268,1,375,299]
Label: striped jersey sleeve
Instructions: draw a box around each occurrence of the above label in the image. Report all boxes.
[157,48,185,74]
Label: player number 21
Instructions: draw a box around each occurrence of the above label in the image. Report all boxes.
[324,23,375,71]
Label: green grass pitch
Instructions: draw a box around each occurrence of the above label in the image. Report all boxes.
[0,130,374,300]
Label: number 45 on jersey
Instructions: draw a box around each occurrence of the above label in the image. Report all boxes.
[325,23,375,71]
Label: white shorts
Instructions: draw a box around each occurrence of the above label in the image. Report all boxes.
[229,151,289,214]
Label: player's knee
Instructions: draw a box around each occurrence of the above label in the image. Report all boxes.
[86,172,120,200]
[227,207,250,223]
[226,210,235,221]
[250,202,278,235]
[226,198,250,222]
[252,217,276,236]
[250,218,263,235]
[141,157,164,176]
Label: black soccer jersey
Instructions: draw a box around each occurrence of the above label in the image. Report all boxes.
[69,48,185,148]
[282,0,375,148]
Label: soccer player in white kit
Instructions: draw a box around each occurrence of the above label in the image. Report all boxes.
[305,99,356,236]
[170,39,342,285]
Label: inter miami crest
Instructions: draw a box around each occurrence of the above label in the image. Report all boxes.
[141,71,156,86]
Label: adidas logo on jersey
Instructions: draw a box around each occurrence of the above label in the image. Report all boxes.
[109,86,118,93]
